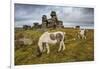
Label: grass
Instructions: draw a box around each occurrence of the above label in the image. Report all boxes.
[15,28,94,65]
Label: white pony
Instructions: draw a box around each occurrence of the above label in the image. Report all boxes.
[78,29,86,39]
[37,31,65,56]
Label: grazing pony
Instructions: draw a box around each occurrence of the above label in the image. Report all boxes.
[37,31,65,57]
[78,29,86,39]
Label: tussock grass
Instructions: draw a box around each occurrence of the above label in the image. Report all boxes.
[15,28,94,65]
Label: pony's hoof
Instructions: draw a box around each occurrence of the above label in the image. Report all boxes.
[36,53,42,57]
[57,50,61,53]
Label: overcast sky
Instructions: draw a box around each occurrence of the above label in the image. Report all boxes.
[15,3,94,28]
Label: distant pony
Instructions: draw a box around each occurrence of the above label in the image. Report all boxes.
[77,29,86,39]
[37,31,65,57]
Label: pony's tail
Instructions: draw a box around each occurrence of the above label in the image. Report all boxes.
[36,41,43,57]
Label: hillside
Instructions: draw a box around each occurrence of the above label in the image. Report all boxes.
[15,28,94,65]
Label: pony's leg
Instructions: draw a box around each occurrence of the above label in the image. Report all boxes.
[85,36,86,39]
[81,35,83,39]
[46,43,50,54]
[43,47,46,52]
[84,35,86,39]
[43,43,46,52]
[62,41,65,51]
[78,35,80,39]
[82,35,85,39]
[58,41,63,52]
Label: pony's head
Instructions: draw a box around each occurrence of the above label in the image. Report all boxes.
[36,46,42,57]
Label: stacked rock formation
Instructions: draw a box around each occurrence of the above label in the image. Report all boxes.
[42,11,64,28]
[33,11,64,29]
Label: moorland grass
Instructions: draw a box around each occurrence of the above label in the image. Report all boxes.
[15,28,94,65]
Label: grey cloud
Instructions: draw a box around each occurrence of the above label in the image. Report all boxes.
[15,3,94,28]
